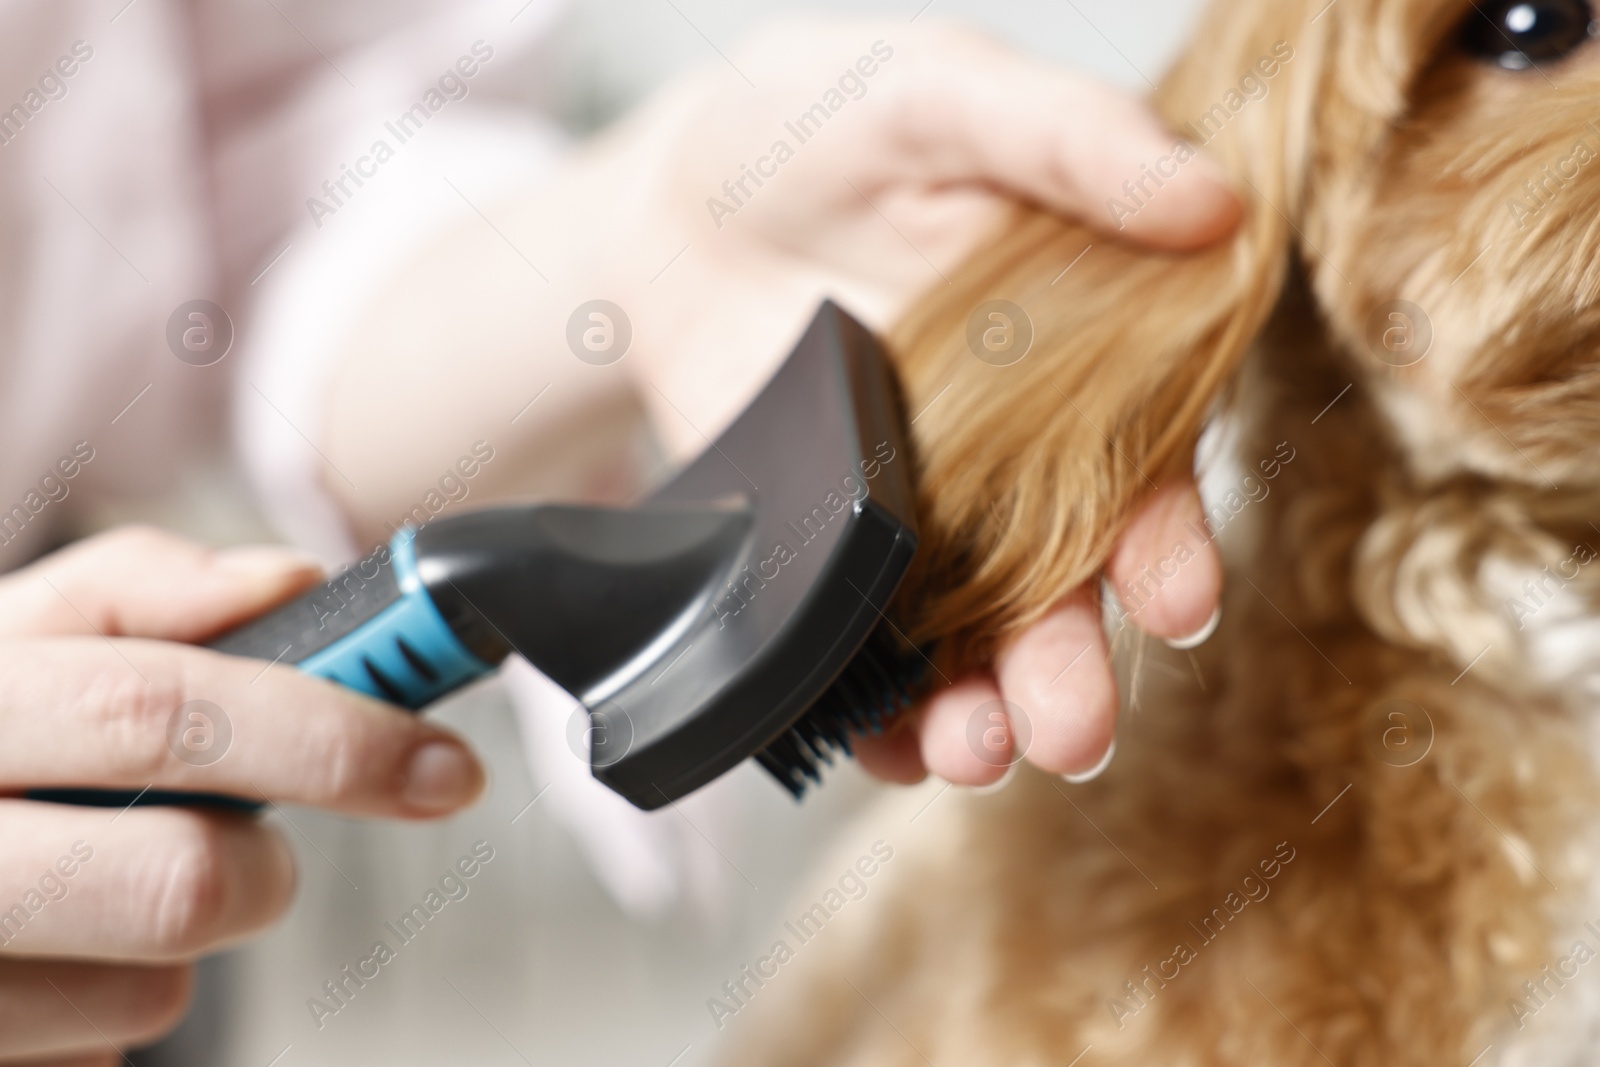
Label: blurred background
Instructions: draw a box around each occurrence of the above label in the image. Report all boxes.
[549,0,1205,131]
[111,0,1207,1063]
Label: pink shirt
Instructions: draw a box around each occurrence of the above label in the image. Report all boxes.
[0,0,562,562]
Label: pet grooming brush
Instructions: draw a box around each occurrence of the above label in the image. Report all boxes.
[97,302,924,810]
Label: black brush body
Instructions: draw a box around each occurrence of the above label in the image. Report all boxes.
[172,301,925,811]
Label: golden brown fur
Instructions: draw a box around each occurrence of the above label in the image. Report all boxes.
[718,0,1600,1061]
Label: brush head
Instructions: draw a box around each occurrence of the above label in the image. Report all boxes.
[606,300,918,808]
[754,621,929,798]
[413,301,919,810]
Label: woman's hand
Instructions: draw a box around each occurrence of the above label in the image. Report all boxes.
[856,483,1221,786]
[0,528,485,1063]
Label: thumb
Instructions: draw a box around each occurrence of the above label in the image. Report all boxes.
[0,525,324,642]
[879,28,1241,250]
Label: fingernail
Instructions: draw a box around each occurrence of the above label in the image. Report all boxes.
[215,544,324,580]
[403,739,484,812]
[1165,605,1221,650]
[972,761,1020,796]
[1062,738,1116,784]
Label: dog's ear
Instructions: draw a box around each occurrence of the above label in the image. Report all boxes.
[893,4,1332,667]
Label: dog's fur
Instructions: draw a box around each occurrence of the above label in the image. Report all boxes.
[719,0,1600,1062]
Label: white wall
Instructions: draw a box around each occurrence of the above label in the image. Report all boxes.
[548,0,1208,130]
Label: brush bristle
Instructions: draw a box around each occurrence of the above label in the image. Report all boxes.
[756,623,928,799]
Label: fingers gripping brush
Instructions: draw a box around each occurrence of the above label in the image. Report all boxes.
[35,303,923,810]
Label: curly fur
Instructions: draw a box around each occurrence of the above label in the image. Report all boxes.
[716,0,1600,1061]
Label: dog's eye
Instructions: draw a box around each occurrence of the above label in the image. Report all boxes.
[1461,0,1596,68]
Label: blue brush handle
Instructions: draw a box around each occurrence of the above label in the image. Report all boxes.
[283,529,493,708]
[27,529,494,811]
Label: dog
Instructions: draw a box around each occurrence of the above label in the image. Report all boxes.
[714,0,1600,1063]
